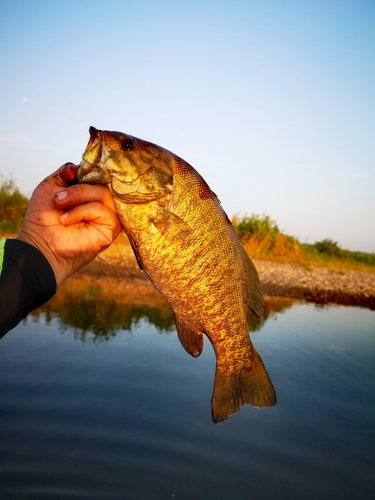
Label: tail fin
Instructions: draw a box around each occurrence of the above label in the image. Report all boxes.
[211,350,276,424]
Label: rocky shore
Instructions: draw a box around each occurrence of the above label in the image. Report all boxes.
[255,260,375,310]
[80,246,375,310]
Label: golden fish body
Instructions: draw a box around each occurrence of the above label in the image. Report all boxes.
[78,127,276,423]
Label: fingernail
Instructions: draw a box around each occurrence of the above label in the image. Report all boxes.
[54,190,69,201]
[60,212,69,222]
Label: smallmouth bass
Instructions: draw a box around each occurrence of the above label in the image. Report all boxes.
[77,127,276,423]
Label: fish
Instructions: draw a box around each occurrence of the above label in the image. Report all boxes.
[77,126,276,423]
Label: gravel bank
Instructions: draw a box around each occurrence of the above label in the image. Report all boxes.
[254,259,375,310]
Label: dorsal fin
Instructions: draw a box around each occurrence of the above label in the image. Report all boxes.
[239,243,265,318]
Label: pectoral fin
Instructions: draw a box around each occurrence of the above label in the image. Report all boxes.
[172,312,203,357]
[152,208,192,237]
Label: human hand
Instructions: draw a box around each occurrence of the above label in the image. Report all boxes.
[16,163,121,287]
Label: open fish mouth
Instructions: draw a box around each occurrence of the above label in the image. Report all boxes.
[77,127,111,184]
[77,159,111,185]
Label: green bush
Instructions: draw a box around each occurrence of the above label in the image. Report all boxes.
[233,214,374,270]
[0,176,29,234]
[232,214,280,241]
[343,250,375,266]
[314,239,343,258]
[232,214,300,259]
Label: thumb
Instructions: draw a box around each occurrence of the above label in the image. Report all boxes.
[42,163,79,189]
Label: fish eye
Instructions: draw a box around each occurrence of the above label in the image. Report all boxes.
[120,139,134,151]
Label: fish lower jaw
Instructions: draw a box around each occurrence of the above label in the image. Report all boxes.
[77,160,110,184]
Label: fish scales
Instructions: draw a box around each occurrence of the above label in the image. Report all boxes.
[77,127,276,423]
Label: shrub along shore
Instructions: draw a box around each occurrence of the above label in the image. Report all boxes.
[232,214,375,272]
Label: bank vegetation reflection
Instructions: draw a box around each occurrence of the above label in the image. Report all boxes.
[28,273,294,342]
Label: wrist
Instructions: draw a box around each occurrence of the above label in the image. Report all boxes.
[16,230,67,287]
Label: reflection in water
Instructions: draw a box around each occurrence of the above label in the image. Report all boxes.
[31,274,175,341]
[31,274,294,341]
[30,274,293,421]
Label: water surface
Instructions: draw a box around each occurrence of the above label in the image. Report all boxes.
[0,286,374,499]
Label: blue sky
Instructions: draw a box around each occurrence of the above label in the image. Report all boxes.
[1,0,374,252]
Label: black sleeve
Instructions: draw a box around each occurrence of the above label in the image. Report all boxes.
[0,239,57,338]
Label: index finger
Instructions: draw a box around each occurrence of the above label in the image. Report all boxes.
[52,183,117,213]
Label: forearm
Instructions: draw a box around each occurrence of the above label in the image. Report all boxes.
[0,238,56,338]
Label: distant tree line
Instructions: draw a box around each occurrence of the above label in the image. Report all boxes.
[0,175,29,234]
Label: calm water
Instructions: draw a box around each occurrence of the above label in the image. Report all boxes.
[0,291,374,499]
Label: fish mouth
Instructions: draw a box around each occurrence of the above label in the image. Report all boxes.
[77,126,111,184]
[77,159,111,184]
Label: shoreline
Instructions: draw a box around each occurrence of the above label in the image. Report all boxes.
[76,247,375,311]
[255,260,375,310]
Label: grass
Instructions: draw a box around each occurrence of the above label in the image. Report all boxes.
[232,214,375,272]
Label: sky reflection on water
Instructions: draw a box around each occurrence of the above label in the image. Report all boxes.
[0,289,374,499]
